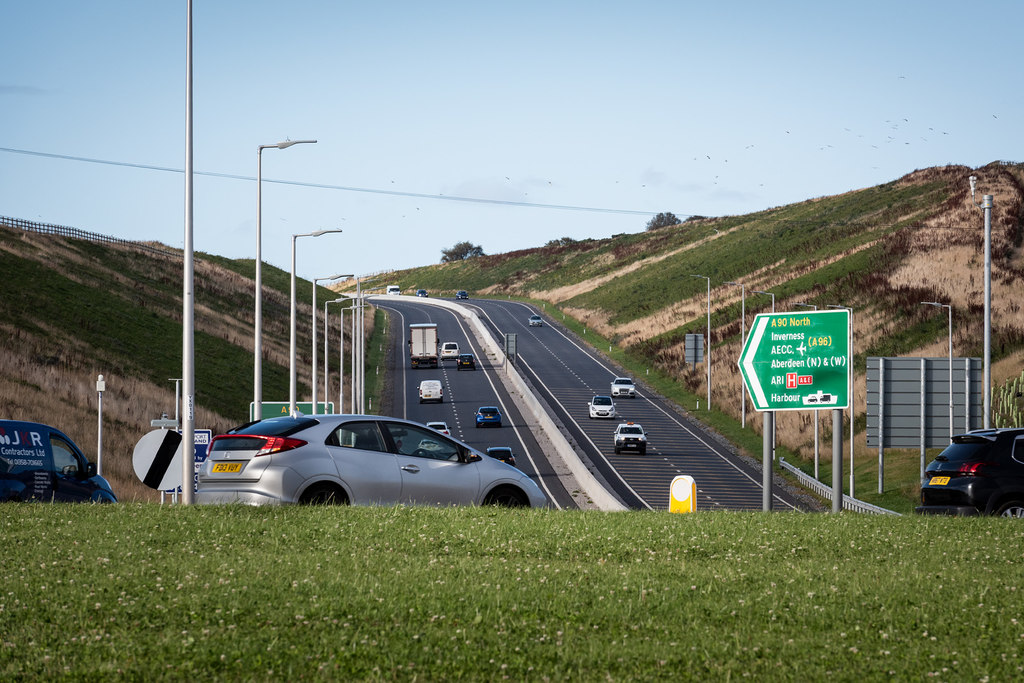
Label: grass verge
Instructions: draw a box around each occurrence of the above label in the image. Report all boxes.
[2,504,1022,681]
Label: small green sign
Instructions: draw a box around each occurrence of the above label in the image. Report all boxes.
[738,310,850,412]
[249,401,335,421]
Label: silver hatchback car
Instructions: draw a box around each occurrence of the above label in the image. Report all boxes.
[196,415,547,508]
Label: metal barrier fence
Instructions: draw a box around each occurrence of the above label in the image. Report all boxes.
[779,457,902,515]
[1,215,178,258]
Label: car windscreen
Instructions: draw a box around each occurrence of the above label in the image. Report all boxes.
[620,427,643,435]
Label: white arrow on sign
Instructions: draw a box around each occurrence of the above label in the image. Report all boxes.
[741,315,771,409]
[132,429,184,491]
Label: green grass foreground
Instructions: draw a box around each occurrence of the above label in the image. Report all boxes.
[2,505,1023,681]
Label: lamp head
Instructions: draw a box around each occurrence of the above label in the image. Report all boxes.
[969,175,977,197]
[277,139,317,150]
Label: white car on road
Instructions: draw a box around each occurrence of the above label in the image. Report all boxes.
[613,422,647,455]
[610,377,636,398]
[588,395,617,419]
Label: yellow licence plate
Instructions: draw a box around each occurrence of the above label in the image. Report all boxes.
[929,476,950,486]
[212,462,243,473]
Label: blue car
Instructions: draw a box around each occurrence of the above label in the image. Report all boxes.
[0,420,116,503]
[475,406,502,428]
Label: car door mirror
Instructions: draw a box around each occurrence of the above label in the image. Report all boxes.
[465,450,482,463]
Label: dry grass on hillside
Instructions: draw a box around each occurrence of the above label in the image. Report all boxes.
[2,229,370,501]
[538,164,1024,464]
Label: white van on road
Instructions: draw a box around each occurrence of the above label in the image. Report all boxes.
[440,342,460,362]
[418,380,443,403]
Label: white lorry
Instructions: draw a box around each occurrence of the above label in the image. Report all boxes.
[409,323,439,368]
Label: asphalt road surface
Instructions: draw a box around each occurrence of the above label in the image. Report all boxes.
[374,297,580,510]
[452,297,811,512]
[374,295,812,512]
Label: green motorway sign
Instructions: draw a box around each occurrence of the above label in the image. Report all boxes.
[249,401,335,421]
[738,310,850,412]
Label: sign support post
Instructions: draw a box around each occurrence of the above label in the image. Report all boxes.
[739,309,851,512]
[762,411,773,511]
[832,409,843,513]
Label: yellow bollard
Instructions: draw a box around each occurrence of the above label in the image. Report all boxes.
[669,475,696,513]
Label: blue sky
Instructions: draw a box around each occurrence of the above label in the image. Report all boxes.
[2,1,1020,281]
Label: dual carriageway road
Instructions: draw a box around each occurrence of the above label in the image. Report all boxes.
[375,295,811,513]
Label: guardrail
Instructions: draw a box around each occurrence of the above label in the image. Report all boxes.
[779,457,901,515]
[1,215,178,258]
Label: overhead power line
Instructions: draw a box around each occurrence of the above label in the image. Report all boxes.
[0,146,659,217]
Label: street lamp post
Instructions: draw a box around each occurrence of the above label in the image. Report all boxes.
[969,175,993,428]
[691,275,711,411]
[725,281,746,428]
[794,303,819,476]
[350,278,362,413]
[752,291,775,313]
[325,297,347,414]
[922,301,954,441]
[290,229,343,416]
[312,274,352,415]
[254,138,316,418]
[828,304,854,498]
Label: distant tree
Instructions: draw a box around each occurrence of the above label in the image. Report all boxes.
[645,212,681,231]
[441,241,485,263]
[545,237,578,248]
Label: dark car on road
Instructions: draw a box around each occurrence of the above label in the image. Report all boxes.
[455,290,468,300]
[917,429,1024,517]
[485,446,516,467]
[475,406,502,428]
[0,420,116,503]
[457,353,476,370]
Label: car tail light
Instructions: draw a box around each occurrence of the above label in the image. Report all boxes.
[958,461,994,476]
[254,436,307,456]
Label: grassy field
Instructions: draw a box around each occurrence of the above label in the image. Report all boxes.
[3,504,1023,681]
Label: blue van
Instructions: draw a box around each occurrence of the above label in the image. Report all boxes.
[0,420,116,502]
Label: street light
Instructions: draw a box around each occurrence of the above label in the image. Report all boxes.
[794,303,819,476]
[325,297,347,414]
[752,290,775,313]
[254,138,316,418]
[969,175,994,428]
[828,304,854,498]
[922,301,954,440]
[724,280,749,423]
[290,229,343,415]
[312,274,352,415]
[690,275,711,411]
[351,277,362,413]
[725,281,746,428]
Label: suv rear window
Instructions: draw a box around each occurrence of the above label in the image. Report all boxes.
[935,441,992,464]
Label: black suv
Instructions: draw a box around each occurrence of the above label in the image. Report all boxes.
[916,429,1024,517]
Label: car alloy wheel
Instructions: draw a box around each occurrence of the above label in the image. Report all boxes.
[997,501,1024,518]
